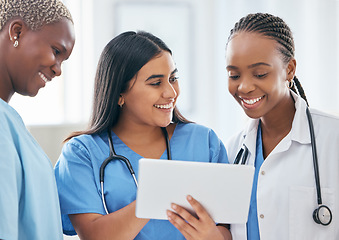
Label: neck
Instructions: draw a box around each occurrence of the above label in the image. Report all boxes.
[0,46,14,103]
[260,94,296,137]
[260,94,296,158]
[0,80,14,103]
[112,119,166,145]
[112,119,174,159]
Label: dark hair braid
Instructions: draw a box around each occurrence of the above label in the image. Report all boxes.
[291,76,309,106]
[227,13,309,104]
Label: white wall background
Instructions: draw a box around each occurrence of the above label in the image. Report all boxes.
[9,1,339,238]
[15,0,339,167]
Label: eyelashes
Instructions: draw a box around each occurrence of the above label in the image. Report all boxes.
[228,73,268,80]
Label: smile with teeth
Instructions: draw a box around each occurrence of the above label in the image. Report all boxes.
[154,103,173,109]
[39,72,49,83]
[240,96,263,105]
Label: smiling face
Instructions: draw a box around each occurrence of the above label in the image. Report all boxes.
[4,18,75,100]
[226,32,295,120]
[119,51,180,128]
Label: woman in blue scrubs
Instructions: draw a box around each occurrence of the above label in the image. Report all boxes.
[55,31,231,240]
[0,1,75,239]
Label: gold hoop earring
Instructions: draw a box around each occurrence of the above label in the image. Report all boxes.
[286,80,294,89]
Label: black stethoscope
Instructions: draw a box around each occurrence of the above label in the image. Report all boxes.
[235,107,332,226]
[99,127,172,214]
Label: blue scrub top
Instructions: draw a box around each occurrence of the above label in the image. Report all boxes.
[247,122,264,240]
[55,122,228,238]
[0,99,63,240]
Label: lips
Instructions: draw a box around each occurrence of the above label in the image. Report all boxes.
[38,72,50,83]
[154,102,173,109]
[239,95,264,109]
[239,96,263,105]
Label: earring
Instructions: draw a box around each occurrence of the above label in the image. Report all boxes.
[119,103,124,108]
[13,36,18,48]
[286,79,294,89]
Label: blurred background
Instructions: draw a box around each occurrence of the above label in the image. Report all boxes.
[10,0,339,238]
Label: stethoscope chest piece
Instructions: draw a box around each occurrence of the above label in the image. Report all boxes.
[313,205,332,226]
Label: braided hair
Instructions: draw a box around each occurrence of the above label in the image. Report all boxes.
[227,13,308,105]
[0,0,73,31]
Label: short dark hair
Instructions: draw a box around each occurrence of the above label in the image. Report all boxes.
[0,0,73,31]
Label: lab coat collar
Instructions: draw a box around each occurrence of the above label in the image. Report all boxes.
[290,91,311,144]
[240,91,311,157]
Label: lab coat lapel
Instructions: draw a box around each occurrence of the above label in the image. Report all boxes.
[242,118,259,166]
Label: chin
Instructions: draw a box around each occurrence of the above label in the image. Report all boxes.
[158,120,172,128]
[243,110,263,120]
[28,90,40,97]
[18,89,39,97]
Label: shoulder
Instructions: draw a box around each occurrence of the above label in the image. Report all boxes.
[310,108,339,124]
[66,133,105,147]
[61,133,106,158]
[310,108,339,134]
[175,122,216,135]
[174,122,224,147]
[0,100,27,144]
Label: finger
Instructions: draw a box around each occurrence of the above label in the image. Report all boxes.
[171,202,200,228]
[167,210,194,240]
[186,195,214,224]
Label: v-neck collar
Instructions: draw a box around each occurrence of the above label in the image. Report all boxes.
[109,124,179,159]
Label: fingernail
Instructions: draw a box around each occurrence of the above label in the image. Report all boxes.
[167,210,172,220]
[171,203,177,210]
[187,195,192,201]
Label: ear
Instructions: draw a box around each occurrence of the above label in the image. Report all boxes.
[286,58,297,81]
[118,95,125,107]
[8,19,26,42]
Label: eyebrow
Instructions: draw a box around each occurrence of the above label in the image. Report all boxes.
[248,62,271,68]
[226,62,271,70]
[145,68,178,81]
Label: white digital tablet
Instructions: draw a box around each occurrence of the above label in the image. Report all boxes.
[135,158,254,224]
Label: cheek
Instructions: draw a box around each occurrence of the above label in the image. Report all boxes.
[228,80,236,95]
[173,83,180,98]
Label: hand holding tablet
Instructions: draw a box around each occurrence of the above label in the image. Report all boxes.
[135,158,254,224]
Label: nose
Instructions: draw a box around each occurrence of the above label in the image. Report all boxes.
[238,76,255,93]
[51,61,62,77]
[163,81,177,99]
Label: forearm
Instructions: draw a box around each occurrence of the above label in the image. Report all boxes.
[70,201,149,240]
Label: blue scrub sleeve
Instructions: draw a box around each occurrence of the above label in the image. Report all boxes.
[0,140,20,239]
[55,140,105,235]
[209,129,229,164]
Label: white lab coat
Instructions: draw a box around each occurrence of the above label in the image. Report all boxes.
[226,92,339,240]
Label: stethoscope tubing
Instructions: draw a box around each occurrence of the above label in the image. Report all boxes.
[235,107,331,226]
[306,107,322,205]
[100,127,171,214]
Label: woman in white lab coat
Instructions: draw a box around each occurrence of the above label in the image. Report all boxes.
[225,13,339,240]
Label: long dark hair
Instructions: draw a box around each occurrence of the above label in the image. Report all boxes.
[66,31,190,141]
[227,13,308,105]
